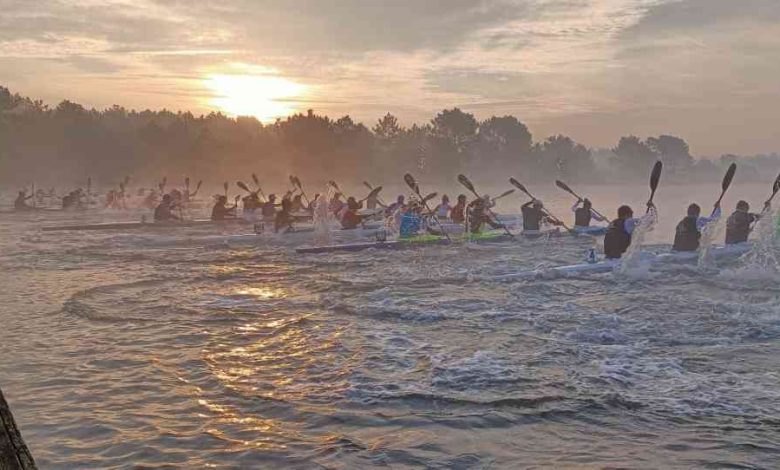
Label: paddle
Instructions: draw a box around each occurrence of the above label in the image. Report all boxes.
[762,172,780,211]
[509,177,570,231]
[359,186,383,203]
[223,182,228,198]
[161,176,167,194]
[185,177,190,194]
[250,173,267,200]
[193,180,202,197]
[363,181,388,206]
[712,163,737,215]
[457,174,514,238]
[237,181,255,194]
[647,161,663,212]
[328,180,343,194]
[290,175,310,205]
[555,180,607,220]
[492,189,515,202]
[404,173,451,242]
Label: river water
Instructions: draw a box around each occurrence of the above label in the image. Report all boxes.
[1,183,779,469]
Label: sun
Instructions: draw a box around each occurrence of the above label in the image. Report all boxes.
[205,73,307,122]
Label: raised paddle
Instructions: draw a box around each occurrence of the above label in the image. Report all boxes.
[237,181,255,194]
[185,177,190,194]
[359,186,383,203]
[249,173,267,200]
[555,180,607,220]
[290,175,311,205]
[762,172,780,211]
[492,189,515,202]
[223,181,228,198]
[647,161,663,212]
[404,173,451,242]
[509,177,570,231]
[712,163,737,215]
[363,181,388,206]
[457,174,514,238]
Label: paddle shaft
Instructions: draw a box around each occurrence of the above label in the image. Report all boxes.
[556,182,607,220]
[459,178,514,238]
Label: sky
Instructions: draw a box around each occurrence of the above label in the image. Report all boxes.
[1,0,779,156]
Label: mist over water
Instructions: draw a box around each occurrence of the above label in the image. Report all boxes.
[1,183,779,468]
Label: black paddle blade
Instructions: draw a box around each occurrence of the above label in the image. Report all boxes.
[509,177,527,193]
[457,174,475,193]
[252,173,260,185]
[722,163,737,192]
[403,173,420,194]
[289,175,296,187]
[185,177,190,188]
[555,179,575,195]
[363,181,373,190]
[366,186,382,200]
[196,180,203,190]
[422,192,437,203]
[223,182,228,192]
[237,181,251,193]
[494,189,515,200]
[162,176,167,186]
[649,161,663,192]
[774,173,780,195]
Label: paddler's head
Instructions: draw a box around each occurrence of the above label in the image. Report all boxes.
[532,199,543,209]
[687,203,701,217]
[457,194,467,204]
[162,193,172,204]
[216,195,227,205]
[397,195,405,204]
[441,194,449,204]
[347,196,359,210]
[736,200,749,212]
[268,194,276,202]
[617,205,633,219]
[583,198,592,209]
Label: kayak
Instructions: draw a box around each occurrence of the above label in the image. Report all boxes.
[491,243,753,281]
[296,229,517,254]
[521,225,607,239]
[41,218,248,232]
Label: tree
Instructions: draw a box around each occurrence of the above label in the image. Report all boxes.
[646,135,693,174]
[372,113,404,141]
[430,107,477,153]
[612,135,658,177]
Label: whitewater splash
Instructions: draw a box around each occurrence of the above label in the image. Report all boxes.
[616,207,658,279]
[720,206,780,282]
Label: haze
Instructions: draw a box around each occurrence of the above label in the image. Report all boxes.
[2,0,779,156]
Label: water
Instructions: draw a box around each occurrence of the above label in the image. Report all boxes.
[1,183,779,469]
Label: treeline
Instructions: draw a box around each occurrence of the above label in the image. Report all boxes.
[0,86,776,189]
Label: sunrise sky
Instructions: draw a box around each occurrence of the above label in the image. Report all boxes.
[2,0,779,155]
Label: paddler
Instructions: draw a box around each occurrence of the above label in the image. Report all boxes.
[450,194,467,224]
[211,195,239,221]
[365,190,385,211]
[154,194,180,221]
[261,194,278,219]
[434,195,452,219]
[242,192,261,214]
[340,196,365,230]
[329,193,345,216]
[521,199,563,231]
[725,200,764,245]
[385,195,405,216]
[571,198,605,228]
[274,196,294,232]
[14,190,34,211]
[291,194,304,213]
[399,201,423,237]
[467,195,504,233]
[672,202,721,252]
[604,203,656,259]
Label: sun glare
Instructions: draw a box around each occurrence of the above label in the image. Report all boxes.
[205,74,307,122]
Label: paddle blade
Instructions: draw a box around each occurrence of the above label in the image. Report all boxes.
[252,173,260,186]
[422,192,437,204]
[363,181,373,190]
[555,179,575,195]
[457,174,475,193]
[722,163,737,193]
[494,189,515,200]
[509,177,527,194]
[649,161,663,192]
[403,173,420,194]
[185,177,190,188]
[237,181,251,193]
[196,180,202,190]
[162,176,167,187]
[366,186,382,200]
[289,175,296,187]
[774,173,780,195]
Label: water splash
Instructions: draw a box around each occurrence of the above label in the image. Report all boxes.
[720,206,780,282]
[617,208,658,278]
[312,185,335,246]
[697,211,723,270]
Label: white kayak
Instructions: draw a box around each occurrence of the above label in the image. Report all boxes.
[491,243,753,281]
[521,225,607,239]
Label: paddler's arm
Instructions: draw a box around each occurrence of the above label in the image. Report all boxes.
[591,210,607,222]
[698,204,721,229]
[522,200,534,209]
[571,200,581,212]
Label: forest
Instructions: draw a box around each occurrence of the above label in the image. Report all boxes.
[1,86,777,189]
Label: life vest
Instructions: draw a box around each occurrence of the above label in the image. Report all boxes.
[575,207,592,227]
[725,211,753,245]
[399,212,421,238]
[672,215,700,252]
[604,218,631,259]
[522,206,543,231]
